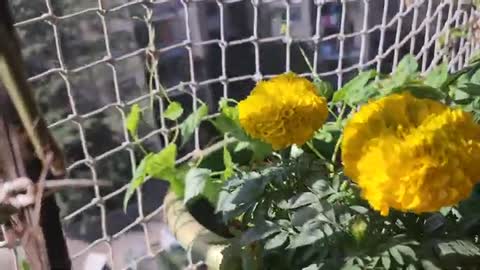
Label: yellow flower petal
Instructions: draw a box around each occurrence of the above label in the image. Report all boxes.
[342,92,480,216]
[238,73,328,150]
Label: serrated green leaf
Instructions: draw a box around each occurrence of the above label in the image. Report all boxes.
[341,266,361,270]
[211,113,249,141]
[146,143,177,181]
[381,251,391,269]
[291,206,322,227]
[216,170,275,220]
[390,247,405,265]
[314,79,333,99]
[202,177,222,204]
[241,221,280,245]
[288,228,325,249]
[459,83,480,96]
[170,165,188,197]
[183,168,212,203]
[234,141,250,152]
[397,245,417,260]
[434,239,480,259]
[471,69,480,84]
[264,231,289,250]
[284,192,318,209]
[223,147,234,181]
[164,101,184,120]
[452,88,471,104]
[126,104,141,138]
[181,104,208,146]
[350,205,369,214]
[219,99,239,120]
[249,140,273,161]
[405,84,446,100]
[395,54,418,77]
[323,223,334,236]
[425,63,448,88]
[421,260,442,270]
[123,154,152,211]
[333,70,377,103]
[302,264,319,270]
[424,214,447,233]
[406,264,416,270]
[384,55,419,92]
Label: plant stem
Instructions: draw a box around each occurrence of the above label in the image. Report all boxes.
[331,134,343,164]
[306,141,334,172]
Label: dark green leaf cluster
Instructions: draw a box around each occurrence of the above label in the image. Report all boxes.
[216,151,480,269]
[332,54,480,108]
[214,54,480,269]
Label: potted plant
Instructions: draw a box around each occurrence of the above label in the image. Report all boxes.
[125,53,480,269]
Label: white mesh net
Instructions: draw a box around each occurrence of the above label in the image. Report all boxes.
[2,0,480,269]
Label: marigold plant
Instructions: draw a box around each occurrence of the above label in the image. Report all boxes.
[126,54,480,269]
[342,92,480,216]
[238,73,328,150]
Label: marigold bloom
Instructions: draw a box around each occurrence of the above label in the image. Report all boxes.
[342,93,480,216]
[238,73,328,150]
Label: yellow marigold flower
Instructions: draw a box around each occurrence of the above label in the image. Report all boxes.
[342,92,480,216]
[238,73,328,150]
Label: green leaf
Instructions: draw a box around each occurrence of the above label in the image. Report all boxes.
[283,192,318,209]
[404,84,446,100]
[264,231,289,250]
[203,179,222,204]
[421,260,442,270]
[381,251,391,269]
[406,264,416,270]
[216,168,280,220]
[425,63,448,88]
[240,221,280,245]
[395,54,418,78]
[471,69,480,84]
[146,144,177,181]
[211,112,249,141]
[333,70,376,103]
[350,205,369,214]
[123,154,152,211]
[397,245,417,260]
[181,104,208,146]
[434,239,480,260]
[314,78,334,99]
[126,104,141,138]
[459,83,480,96]
[288,227,325,249]
[219,98,239,119]
[183,168,212,203]
[170,165,188,197]
[234,141,251,152]
[249,140,273,161]
[302,265,319,270]
[223,147,234,181]
[389,246,405,265]
[164,101,184,120]
[341,266,362,270]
